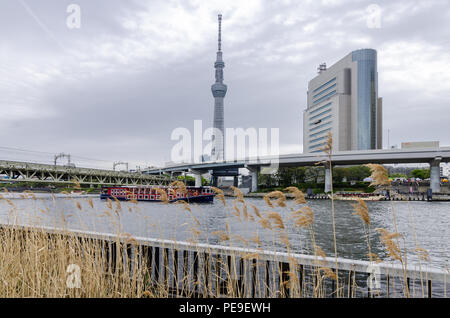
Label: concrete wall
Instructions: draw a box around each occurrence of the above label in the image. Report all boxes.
[377,97,383,149]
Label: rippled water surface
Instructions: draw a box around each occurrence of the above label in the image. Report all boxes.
[1,193,449,269]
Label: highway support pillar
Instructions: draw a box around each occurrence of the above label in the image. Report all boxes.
[211,175,218,187]
[246,166,259,193]
[430,158,441,193]
[190,169,204,188]
[233,176,239,187]
[324,163,332,193]
[195,174,202,187]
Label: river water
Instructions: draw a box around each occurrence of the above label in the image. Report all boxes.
[0,193,449,270]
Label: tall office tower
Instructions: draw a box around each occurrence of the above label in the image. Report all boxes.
[303,49,383,153]
[211,14,227,161]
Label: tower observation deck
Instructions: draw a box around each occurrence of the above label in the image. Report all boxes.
[211,14,227,161]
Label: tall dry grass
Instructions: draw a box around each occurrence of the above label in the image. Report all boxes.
[0,161,444,298]
[319,131,340,294]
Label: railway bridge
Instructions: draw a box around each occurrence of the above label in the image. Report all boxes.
[0,160,174,187]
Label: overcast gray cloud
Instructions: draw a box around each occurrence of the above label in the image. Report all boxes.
[1,0,449,169]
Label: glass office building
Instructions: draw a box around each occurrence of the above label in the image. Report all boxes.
[352,49,378,150]
[303,49,382,153]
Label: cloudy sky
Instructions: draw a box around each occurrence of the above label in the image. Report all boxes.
[1,0,449,169]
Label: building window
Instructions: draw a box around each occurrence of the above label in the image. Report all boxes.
[313,77,336,93]
[313,83,337,100]
[313,90,337,105]
[310,115,332,126]
[310,136,327,144]
[309,127,331,139]
[309,108,332,121]
[309,121,331,132]
[309,102,332,115]
[310,142,327,150]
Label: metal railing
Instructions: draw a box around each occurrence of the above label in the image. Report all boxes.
[1,224,448,298]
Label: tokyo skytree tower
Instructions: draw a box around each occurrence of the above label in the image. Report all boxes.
[210,14,227,161]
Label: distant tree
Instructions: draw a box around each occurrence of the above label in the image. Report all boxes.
[304,166,322,183]
[389,173,408,178]
[292,167,307,184]
[347,166,371,181]
[259,172,278,188]
[333,167,348,182]
[276,168,294,187]
[177,175,195,186]
[275,167,307,187]
[259,165,373,188]
[411,169,430,179]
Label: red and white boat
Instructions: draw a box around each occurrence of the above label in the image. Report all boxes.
[100,185,215,203]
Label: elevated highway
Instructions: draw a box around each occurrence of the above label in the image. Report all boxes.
[145,147,450,192]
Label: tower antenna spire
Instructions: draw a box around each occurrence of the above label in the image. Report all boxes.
[211,13,227,162]
[218,14,222,51]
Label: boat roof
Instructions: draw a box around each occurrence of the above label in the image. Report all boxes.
[103,185,209,188]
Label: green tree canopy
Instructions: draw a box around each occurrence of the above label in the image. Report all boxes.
[410,169,430,179]
[389,173,408,178]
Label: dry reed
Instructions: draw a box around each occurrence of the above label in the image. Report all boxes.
[0,176,441,299]
[263,191,287,208]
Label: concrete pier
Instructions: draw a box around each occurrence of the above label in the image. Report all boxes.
[324,164,332,193]
[246,166,259,192]
[190,169,205,187]
[430,158,441,193]
[194,174,202,187]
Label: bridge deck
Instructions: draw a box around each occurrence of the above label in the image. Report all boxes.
[0,160,174,186]
[145,147,450,174]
